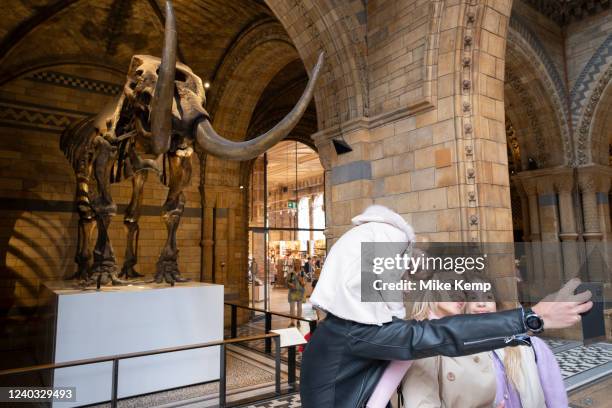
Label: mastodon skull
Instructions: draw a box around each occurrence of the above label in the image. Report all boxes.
[121,0,324,162]
[123,55,207,149]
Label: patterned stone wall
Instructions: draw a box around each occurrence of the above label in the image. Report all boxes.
[313,0,515,249]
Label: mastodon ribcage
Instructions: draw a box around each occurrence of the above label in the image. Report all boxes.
[60,118,134,216]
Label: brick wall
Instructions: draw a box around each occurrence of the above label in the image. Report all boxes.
[367,0,432,116]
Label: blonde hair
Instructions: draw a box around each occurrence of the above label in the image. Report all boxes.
[465,274,523,390]
[410,277,466,321]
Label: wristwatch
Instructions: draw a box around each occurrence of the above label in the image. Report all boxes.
[523,307,544,334]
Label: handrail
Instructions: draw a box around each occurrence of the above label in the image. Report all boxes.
[225,301,317,389]
[0,332,281,408]
[224,301,315,323]
[0,333,279,377]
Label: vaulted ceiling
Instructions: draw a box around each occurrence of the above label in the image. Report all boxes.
[0,0,316,143]
[0,0,275,84]
[522,0,610,25]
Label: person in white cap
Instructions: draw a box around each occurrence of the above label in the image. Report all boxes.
[300,205,592,408]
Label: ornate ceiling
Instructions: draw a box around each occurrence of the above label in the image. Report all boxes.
[1,0,315,143]
[0,0,275,83]
[522,0,610,25]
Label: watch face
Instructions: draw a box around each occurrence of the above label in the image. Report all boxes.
[526,315,542,330]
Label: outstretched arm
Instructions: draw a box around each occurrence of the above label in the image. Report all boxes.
[348,308,528,361]
[349,279,592,361]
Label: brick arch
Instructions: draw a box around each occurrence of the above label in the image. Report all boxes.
[265,0,367,129]
[204,20,301,189]
[505,28,572,166]
[206,19,297,135]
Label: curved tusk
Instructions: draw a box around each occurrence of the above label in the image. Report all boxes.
[195,51,325,161]
[150,0,177,156]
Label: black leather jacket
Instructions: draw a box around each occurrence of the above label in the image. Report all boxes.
[300,309,529,408]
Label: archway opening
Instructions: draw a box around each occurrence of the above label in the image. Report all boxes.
[247,140,325,314]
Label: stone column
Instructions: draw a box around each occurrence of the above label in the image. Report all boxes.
[520,178,543,290]
[512,178,532,303]
[597,177,611,241]
[554,173,580,279]
[595,173,611,283]
[579,169,604,281]
[536,177,563,290]
[516,183,531,242]
[250,158,266,283]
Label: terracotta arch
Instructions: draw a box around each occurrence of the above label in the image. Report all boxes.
[505,28,572,166]
[204,20,302,189]
[586,69,612,165]
[573,35,612,165]
[265,0,367,129]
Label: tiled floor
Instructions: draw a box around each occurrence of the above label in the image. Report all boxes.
[238,393,301,408]
[569,375,612,408]
[86,350,280,408]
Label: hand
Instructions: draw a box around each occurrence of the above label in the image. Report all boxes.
[496,401,505,408]
[532,278,593,330]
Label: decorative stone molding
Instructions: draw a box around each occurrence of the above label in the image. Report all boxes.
[576,63,612,165]
[578,171,599,193]
[509,15,567,103]
[506,24,572,165]
[207,19,293,118]
[505,67,547,166]
[553,173,575,194]
[461,0,481,242]
[536,178,556,195]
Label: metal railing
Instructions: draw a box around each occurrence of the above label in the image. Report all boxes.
[225,301,317,389]
[0,332,281,408]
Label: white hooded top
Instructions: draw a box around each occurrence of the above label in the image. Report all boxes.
[310,205,415,325]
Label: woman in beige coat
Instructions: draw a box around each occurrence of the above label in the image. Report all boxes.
[398,289,499,408]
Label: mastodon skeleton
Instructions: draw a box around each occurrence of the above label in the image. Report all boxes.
[60,1,324,284]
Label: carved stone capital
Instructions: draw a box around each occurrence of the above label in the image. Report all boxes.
[520,178,538,196]
[578,171,599,194]
[536,177,556,195]
[553,174,574,194]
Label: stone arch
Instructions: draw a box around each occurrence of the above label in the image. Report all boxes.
[503,79,539,171]
[204,19,303,189]
[573,34,612,165]
[508,14,568,105]
[505,27,572,166]
[207,19,297,135]
[585,67,612,165]
[265,0,367,129]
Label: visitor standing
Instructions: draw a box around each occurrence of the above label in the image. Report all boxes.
[287,268,305,326]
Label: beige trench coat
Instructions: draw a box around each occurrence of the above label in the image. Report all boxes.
[397,352,496,408]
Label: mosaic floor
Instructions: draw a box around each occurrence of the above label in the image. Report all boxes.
[238,393,301,408]
[87,351,277,408]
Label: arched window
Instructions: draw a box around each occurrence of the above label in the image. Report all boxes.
[313,194,324,241]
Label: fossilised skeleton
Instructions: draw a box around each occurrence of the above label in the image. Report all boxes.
[60,1,324,284]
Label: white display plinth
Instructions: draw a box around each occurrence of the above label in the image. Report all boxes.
[41,281,223,407]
